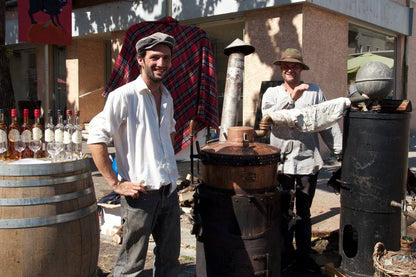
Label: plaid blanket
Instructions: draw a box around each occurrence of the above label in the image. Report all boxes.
[103,17,218,154]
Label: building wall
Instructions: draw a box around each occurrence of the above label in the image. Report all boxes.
[243,5,304,127]
[302,5,348,100]
[67,39,106,127]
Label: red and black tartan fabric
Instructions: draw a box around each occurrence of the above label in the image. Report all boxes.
[103,17,219,154]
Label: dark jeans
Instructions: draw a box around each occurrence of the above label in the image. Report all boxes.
[113,185,181,277]
[278,173,318,264]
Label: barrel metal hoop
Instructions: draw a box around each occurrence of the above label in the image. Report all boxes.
[200,153,280,166]
[0,171,90,187]
[0,203,97,229]
[0,186,94,206]
[0,159,90,176]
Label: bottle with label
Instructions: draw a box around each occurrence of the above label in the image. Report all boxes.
[72,111,83,159]
[32,109,43,140]
[0,109,8,159]
[64,109,73,159]
[54,110,64,143]
[54,110,64,160]
[21,109,32,158]
[44,109,55,157]
[32,109,44,158]
[8,109,21,160]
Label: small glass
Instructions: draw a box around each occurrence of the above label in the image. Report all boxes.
[29,140,42,158]
[14,137,25,160]
[0,141,7,160]
[47,142,64,163]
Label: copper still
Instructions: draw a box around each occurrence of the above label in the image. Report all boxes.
[200,126,280,194]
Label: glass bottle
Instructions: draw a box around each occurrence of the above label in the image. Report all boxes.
[0,109,8,160]
[72,111,83,159]
[32,109,43,140]
[32,109,44,157]
[21,109,32,158]
[64,109,73,159]
[54,110,64,143]
[8,108,20,160]
[44,109,55,154]
[54,110,64,160]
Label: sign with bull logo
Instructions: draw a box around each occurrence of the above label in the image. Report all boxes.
[18,0,72,45]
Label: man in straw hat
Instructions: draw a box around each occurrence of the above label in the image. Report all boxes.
[262,48,342,273]
[88,32,180,276]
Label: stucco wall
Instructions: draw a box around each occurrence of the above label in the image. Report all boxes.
[243,5,304,127]
[302,5,348,100]
[79,40,106,95]
[67,39,106,127]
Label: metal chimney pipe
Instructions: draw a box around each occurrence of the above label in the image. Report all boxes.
[219,39,255,141]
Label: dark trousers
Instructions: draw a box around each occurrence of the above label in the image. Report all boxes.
[278,173,318,264]
[113,185,181,277]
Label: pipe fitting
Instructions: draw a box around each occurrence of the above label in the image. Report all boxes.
[255,115,272,138]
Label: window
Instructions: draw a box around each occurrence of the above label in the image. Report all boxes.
[348,24,396,96]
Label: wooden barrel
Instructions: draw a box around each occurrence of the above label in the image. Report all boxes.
[0,159,100,277]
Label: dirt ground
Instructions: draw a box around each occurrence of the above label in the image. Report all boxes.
[89,156,416,277]
[90,158,198,277]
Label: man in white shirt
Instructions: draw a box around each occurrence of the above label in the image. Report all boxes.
[262,48,342,273]
[88,32,180,277]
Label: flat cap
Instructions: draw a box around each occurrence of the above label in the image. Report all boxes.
[135,32,175,53]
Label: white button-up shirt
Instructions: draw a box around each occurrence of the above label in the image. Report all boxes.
[87,76,178,192]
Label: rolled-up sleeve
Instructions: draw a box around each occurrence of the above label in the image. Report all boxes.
[87,90,127,145]
[262,87,294,117]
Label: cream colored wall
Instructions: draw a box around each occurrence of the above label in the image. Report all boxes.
[76,32,124,127]
[302,5,348,100]
[79,41,105,95]
[66,39,106,127]
[243,5,304,127]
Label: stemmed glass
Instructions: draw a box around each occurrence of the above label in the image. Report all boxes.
[0,141,7,160]
[14,136,25,160]
[47,142,64,163]
[29,140,42,158]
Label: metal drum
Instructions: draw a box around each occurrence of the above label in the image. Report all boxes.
[0,159,100,277]
[339,110,410,277]
[194,126,282,277]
